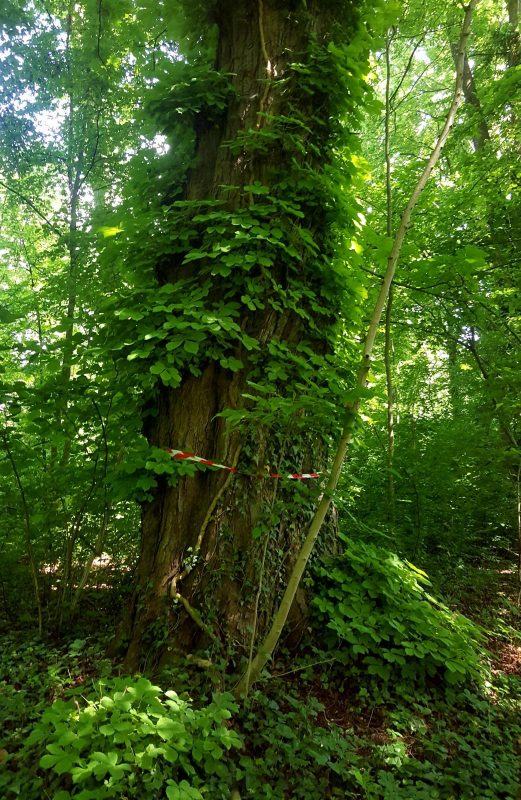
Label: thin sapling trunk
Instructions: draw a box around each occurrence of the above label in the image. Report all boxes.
[234,0,478,698]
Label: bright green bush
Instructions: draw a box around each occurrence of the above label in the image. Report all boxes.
[25,676,241,799]
[312,537,486,687]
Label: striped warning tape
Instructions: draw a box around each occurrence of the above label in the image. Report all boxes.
[165,448,320,480]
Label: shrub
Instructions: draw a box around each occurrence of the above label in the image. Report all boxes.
[25,676,241,799]
[312,537,486,688]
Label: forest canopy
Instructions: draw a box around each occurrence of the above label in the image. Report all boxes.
[0,0,520,798]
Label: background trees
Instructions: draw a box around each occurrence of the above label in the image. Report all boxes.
[341,0,521,589]
[0,0,150,628]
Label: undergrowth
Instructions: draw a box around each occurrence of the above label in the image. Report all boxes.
[1,541,520,799]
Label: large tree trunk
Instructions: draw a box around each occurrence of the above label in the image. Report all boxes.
[122,0,364,670]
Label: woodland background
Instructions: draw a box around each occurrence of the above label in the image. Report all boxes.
[0,0,520,798]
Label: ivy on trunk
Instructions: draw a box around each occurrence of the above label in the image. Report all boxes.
[120,0,380,669]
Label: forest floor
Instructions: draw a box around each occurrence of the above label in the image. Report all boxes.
[0,560,520,799]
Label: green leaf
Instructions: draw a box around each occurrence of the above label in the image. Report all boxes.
[99,225,124,237]
[220,357,243,371]
[243,181,269,195]
[183,340,199,354]
[99,724,115,736]
[241,334,258,350]
[156,716,187,740]
[71,765,94,784]
[166,781,204,800]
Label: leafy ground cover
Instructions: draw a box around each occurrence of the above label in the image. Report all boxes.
[1,546,520,799]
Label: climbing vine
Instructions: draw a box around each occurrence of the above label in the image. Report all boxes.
[101,0,389,503]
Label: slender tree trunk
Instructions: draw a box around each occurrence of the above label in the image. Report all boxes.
[53,3,104,622]
[70,399,114,614]
[49,2,81,471]
[384,287,396,525]
[235,0,478,697]
[450,43,490,150]
[1,428,43,634]
[507,0,520,66]
[384,31,396,527]
[54,2,82,468]
[513,452,521,604]
[70,500,112,614]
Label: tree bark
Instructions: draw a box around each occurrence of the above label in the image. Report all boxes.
[507,0,520,66]
[123,0,366,670]
[450,43,490,151]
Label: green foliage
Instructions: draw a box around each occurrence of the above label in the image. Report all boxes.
[147,63,235,130]
[23,677,240,800]
[95,0,381,461]
[236,691,366,799]
[110,440,198,502]
[0,0,154,632]
[1,0,521,797]
[369,682,521,799]
[350,0,521,585]
[312,537,485,688]
[233,667,521,799]
[0,635,112,798]
[2,630,520,800]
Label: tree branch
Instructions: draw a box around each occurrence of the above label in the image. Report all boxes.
[0,179,62,235]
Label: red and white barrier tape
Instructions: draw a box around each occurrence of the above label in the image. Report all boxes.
[165,448,320,480]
